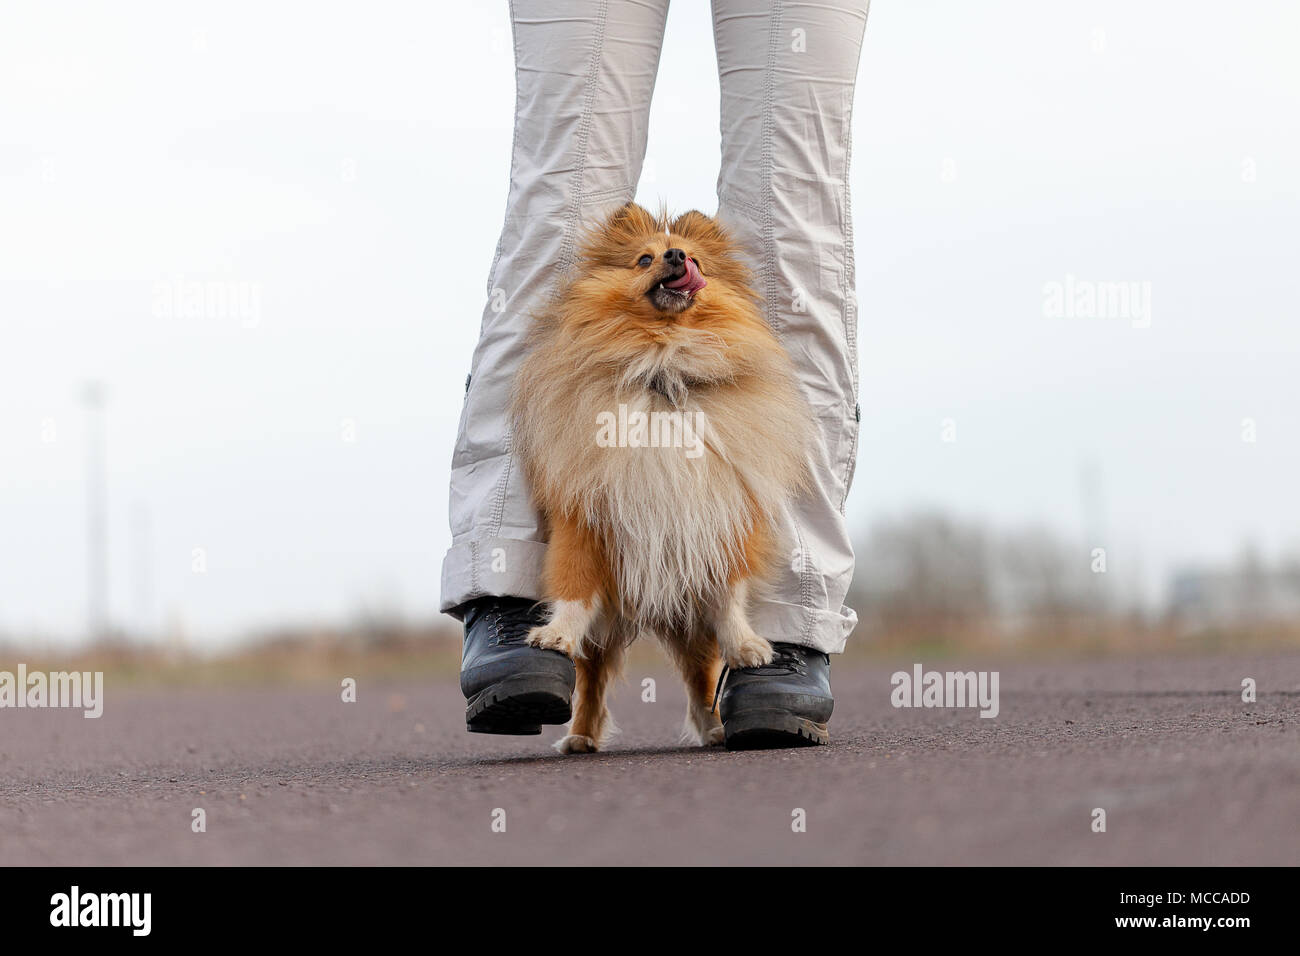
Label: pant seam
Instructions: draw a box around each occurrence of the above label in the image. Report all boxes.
[760,0,815,639]
[582,183,633,204]
[483,0,528,544]
[840,80,858,517]
[488,429,516,538]
[487,0,525,299]
[556,0,610,281]
[837,10,869,512]
[488,0,610,542]
[719,189,764,219]
[760,0,783,344]
[469,539,481,596]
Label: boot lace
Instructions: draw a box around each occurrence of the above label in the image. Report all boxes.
[465,600,545,647]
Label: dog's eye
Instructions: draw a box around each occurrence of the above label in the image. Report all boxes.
[637,254,653,268]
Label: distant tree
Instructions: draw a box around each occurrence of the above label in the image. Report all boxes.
[850,512,991,635]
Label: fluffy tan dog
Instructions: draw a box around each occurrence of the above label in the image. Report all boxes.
[511,202,812,753]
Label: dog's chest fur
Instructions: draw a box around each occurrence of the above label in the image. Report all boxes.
[590,386,762,629]
[515,320,809,635]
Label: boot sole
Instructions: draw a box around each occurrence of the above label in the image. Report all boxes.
[723,709,830,750]
[465,673,572,736]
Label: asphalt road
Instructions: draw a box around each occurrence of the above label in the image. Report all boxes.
[2,652,1296,865]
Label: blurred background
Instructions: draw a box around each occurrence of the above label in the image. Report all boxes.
[2,0,1298,676]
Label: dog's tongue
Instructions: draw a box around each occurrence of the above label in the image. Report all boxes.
[664,257,706,297]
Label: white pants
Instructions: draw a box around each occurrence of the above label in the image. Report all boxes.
[442,0,870,654]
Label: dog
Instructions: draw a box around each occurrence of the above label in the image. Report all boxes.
[510,202,813,753]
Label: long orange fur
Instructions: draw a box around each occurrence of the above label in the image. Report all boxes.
[510,203,813,753]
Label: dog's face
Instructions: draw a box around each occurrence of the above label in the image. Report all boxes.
[548,203,773,390]
[642,243,707,315]
[571,203,756,324]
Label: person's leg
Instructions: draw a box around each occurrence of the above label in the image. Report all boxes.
[441,0,671,616]
[711,0,870,656]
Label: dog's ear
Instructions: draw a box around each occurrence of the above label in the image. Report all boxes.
[601,202,660,242]
[670,210,750,279]
[579,202,665,267]
[670,210,746,262]
[669,210,722,242]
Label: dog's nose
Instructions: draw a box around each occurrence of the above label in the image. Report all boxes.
[663,248,686,267]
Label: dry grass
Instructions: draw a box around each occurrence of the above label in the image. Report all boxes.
[3,614,1297,689]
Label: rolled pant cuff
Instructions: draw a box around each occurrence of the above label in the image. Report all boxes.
[441,539,856,655]
[439,537,547,618]
[750,598,857,656]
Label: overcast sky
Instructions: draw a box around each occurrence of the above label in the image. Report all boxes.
[2,0,1298,646]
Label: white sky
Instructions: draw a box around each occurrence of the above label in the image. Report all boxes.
[2,0,1298,646]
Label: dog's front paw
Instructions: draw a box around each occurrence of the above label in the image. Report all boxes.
[680,713,724,747]
[724,631,774,669]
[526,623,581,659]
[554,734,598,754]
